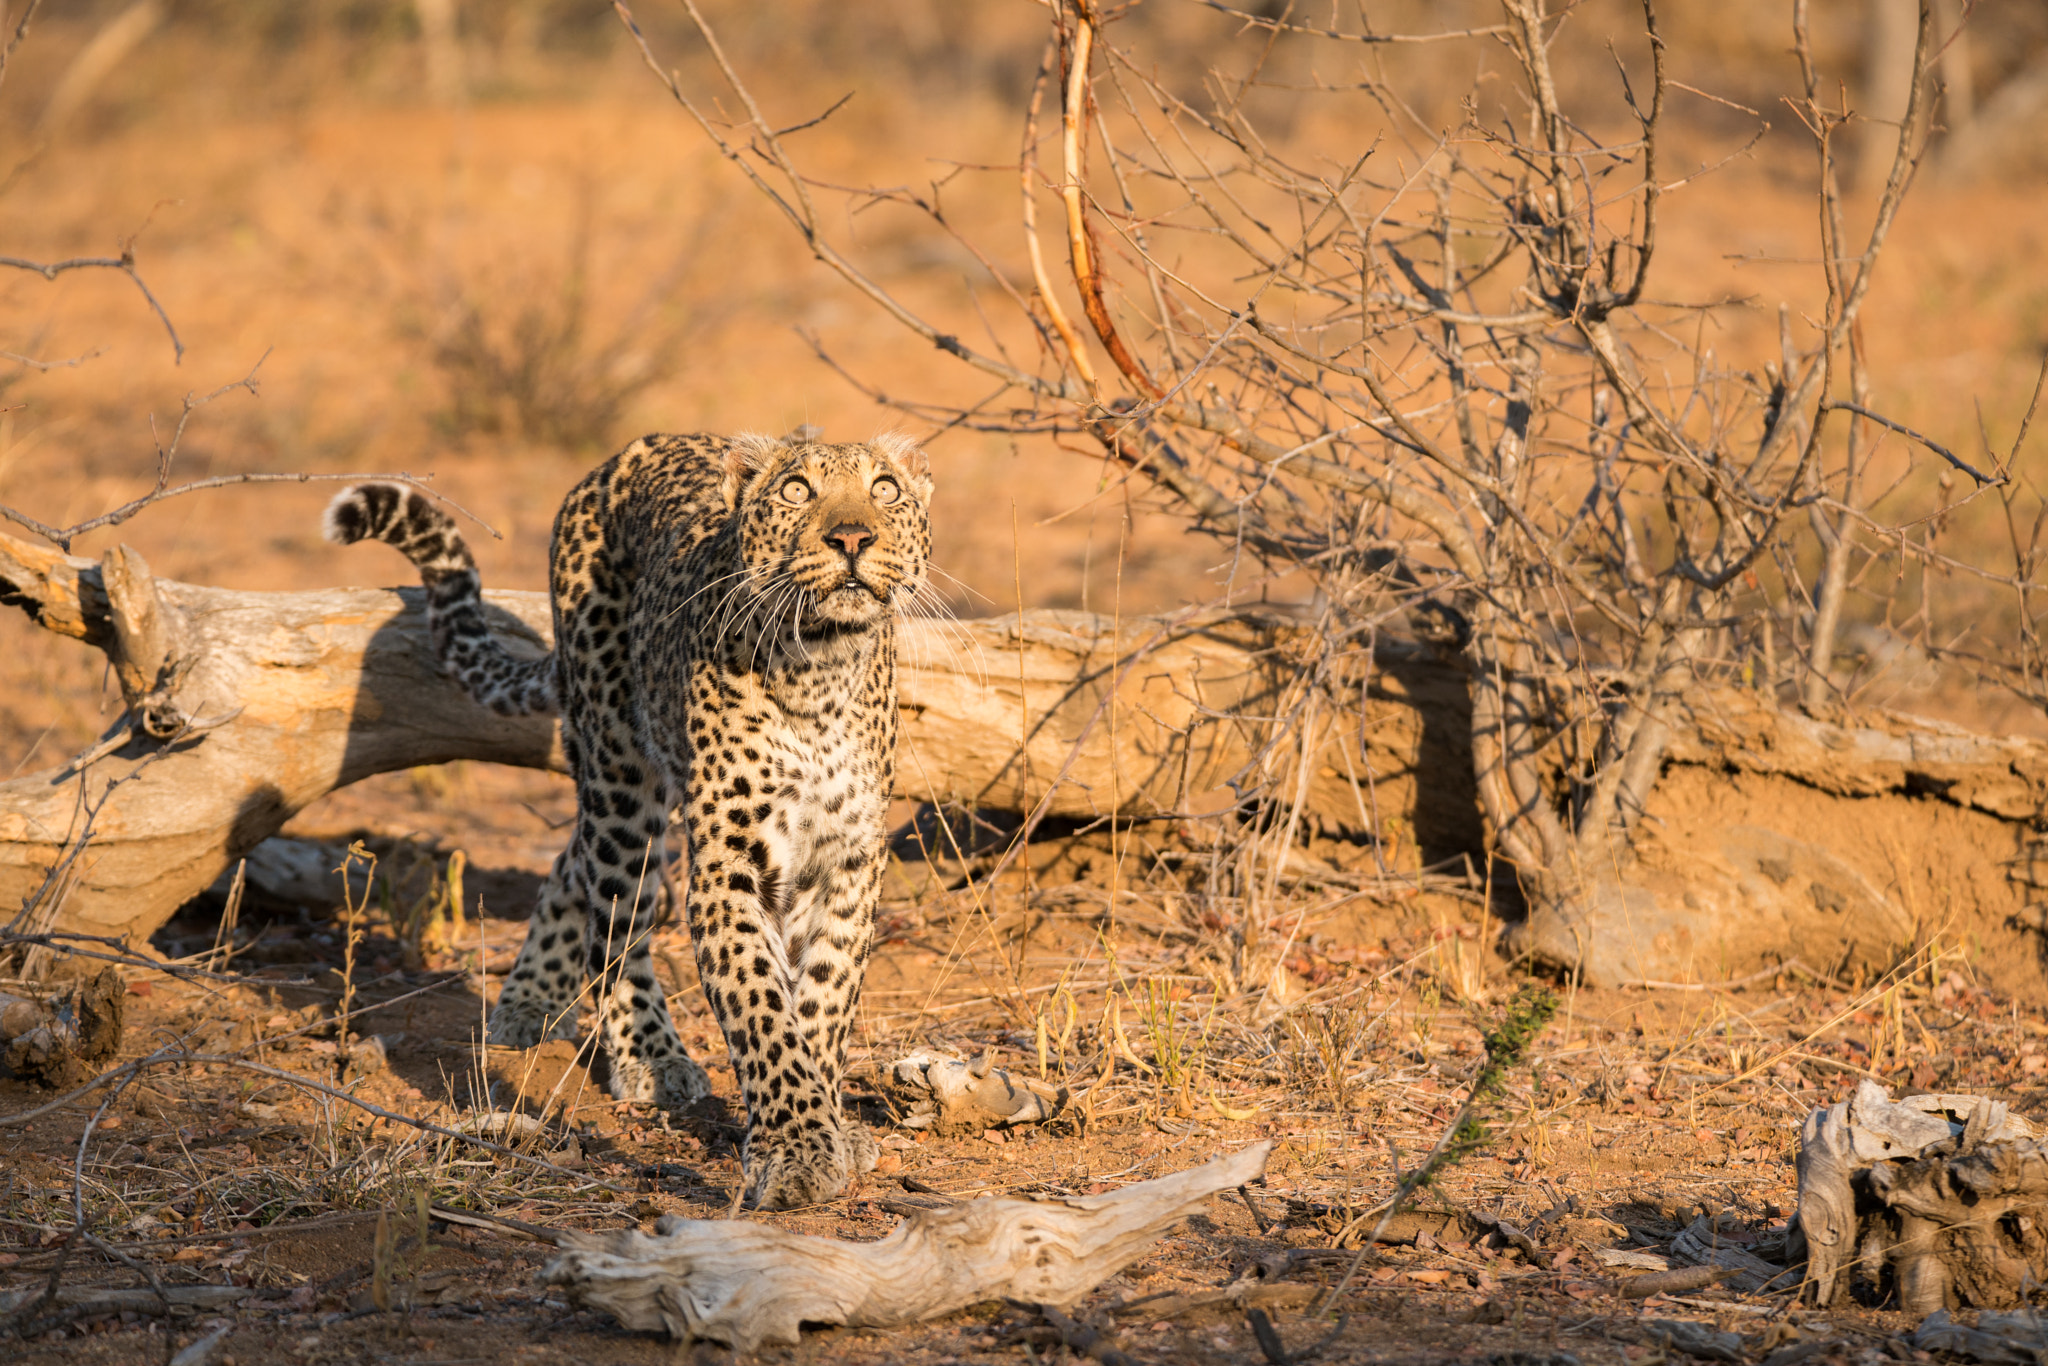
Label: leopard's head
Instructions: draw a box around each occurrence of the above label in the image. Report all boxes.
[723,432,933,630]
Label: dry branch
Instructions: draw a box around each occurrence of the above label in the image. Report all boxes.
[0,1284,259,1317]
[540,1141,1270,1350]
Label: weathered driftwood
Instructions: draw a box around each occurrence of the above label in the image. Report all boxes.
[540,1141,1270,1350]
[1797,1080,2045,1313]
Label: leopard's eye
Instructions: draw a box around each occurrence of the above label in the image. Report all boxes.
[781,479,812,505]
[872,478,900,507]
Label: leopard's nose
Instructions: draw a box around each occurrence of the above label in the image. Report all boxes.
[825,522,874,558]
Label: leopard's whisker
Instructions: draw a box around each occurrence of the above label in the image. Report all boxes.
[709,578,760,642]
[667,565,756,625]
[746,580,799,675]
[786,586,814,664]
[922,562,992,608]
[894,577,986,680]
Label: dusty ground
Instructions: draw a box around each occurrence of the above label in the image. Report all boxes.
[4,799,2045,1364]
[6,5,2048,1364]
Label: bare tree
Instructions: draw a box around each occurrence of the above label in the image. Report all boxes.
[615,0,2025,985]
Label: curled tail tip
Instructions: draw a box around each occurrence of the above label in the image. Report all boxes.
[323,483,393,545]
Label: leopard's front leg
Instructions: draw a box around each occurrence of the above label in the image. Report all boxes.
[783,860,881,1183]
[584,790,711,1111]
[686,842,874,1209]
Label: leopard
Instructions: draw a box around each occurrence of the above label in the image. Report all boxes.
[323,430,932,1209]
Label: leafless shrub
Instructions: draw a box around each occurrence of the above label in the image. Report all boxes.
[618,0,2040,985]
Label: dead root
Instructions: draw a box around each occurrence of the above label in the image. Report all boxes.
[1798,1080,2048,1312]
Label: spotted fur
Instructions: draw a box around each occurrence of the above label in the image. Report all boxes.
[325,432,932,1208]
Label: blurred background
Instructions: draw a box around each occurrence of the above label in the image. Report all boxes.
[1,0,2045,777]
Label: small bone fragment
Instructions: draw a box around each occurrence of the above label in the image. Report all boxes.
[541,1141,1270,1350]
[888,1049,1067,1133]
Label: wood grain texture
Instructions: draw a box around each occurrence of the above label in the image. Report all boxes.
[540,1141,1271,1349]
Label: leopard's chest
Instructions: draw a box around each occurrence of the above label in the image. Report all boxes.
[686,662,889,915]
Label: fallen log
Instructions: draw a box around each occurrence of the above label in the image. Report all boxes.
[0,529,564,952]
[2,524,2045,985]
[0,526,1465,953]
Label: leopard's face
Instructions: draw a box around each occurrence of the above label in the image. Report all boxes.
[724,434,932,629]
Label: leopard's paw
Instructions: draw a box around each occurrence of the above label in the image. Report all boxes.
[743,1144,847,1211]
[606,1050,712,1110]
[743,1120,869,1210]
[485,997,579,1049]
[652,1054,713,1108]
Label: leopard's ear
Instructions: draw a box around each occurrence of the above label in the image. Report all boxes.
[870,431,931,495]
[721,433,782,508]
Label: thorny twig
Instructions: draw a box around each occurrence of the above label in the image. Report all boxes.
[0,247,184,365]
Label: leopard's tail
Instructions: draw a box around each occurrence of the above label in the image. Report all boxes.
[323,483,556,717]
